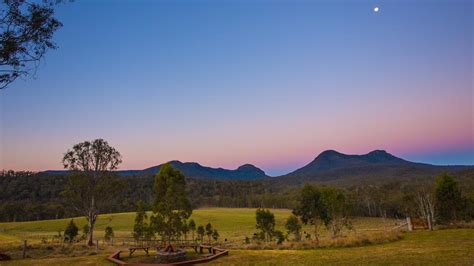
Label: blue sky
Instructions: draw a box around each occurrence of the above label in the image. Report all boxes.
[0,0,472,176]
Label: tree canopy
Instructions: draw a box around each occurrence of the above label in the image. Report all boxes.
[0,0,62,89]
[255,208,275,242]
[62,139,123,246]
[435,173,464,224]
[150,163,192,243]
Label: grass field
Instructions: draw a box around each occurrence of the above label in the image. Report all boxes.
[0,208,399,243]
[0,208,473,265]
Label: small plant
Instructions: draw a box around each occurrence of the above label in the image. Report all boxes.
[182,220,189,241]
[64,220,78,243]
[273,230,285,244]
[104,226,114,242]
[245,236,250,244]
[197,225,205,242]
[188,219,196,241]
[212,229,219,242]
[205,223,213,243]
[256,208,276,242]
[252,231,265,241]
[133,200,148,241]
[285,215,302,241]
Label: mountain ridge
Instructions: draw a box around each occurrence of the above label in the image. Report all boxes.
[43,149,473,182]
[278,149,473,185]
[45,160,268,180]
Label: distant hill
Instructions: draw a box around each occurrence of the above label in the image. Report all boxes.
[129,160,267,180]
[46,161,268,180]
[44,150,473,183]
[276,150,473,186]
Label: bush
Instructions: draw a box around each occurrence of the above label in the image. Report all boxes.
[285,215,302,241]
[104,226,114,242]
[64,220,78,243]
[273,230,285,244]
[212,229,219,242]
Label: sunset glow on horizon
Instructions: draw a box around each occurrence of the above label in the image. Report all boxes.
[0,0,472,176]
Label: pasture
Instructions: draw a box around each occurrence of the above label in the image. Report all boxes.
[0,208,398,243]
[0,208,473,265]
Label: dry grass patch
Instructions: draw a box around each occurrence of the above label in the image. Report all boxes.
[242,230,403,250]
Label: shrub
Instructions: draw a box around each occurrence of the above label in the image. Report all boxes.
[205,223,213,243]
[64,220,78,243]
[245,236,250,244]
[212,229,219,242]
[256,208,275,242]
[197,225,205,241]
[285,215,302,241]
[104,226,114,242]
[273,230,285,244]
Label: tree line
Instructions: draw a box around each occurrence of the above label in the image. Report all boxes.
[2,170,472,224]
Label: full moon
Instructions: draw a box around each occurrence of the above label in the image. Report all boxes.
[374,7,380,12]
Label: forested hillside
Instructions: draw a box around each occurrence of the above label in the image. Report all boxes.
[1,167,473,222]
[278,150,472,185]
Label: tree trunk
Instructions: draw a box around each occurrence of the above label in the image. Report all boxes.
[427,215,432,231]
[314,222,320,247]
[87,218,94,246]
[87,196,96,246]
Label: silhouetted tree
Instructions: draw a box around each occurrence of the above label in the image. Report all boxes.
[62,138,122,246]
[0,0,63,89]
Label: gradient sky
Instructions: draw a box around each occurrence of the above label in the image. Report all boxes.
[0,0,473,176]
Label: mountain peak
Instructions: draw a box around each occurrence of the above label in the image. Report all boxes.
[287,149,409,177]
[318,149,344,157]
[363,150,405,163]
[138,161,267,180]
[368,149,388,154]
[238,164,259,170]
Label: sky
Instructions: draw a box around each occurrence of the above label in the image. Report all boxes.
[0,0,472,176]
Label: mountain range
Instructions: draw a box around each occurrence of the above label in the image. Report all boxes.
[45,150,473,183]
[277,150,472,185]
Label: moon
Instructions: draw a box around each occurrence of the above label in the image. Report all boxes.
[374,6,380,12]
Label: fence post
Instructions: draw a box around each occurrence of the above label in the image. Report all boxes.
[96,239,99,252]
[406,217,413,231]
[22,240,27,259]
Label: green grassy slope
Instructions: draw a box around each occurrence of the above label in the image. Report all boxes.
[0,208,396,242]
[1,208,472,265]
